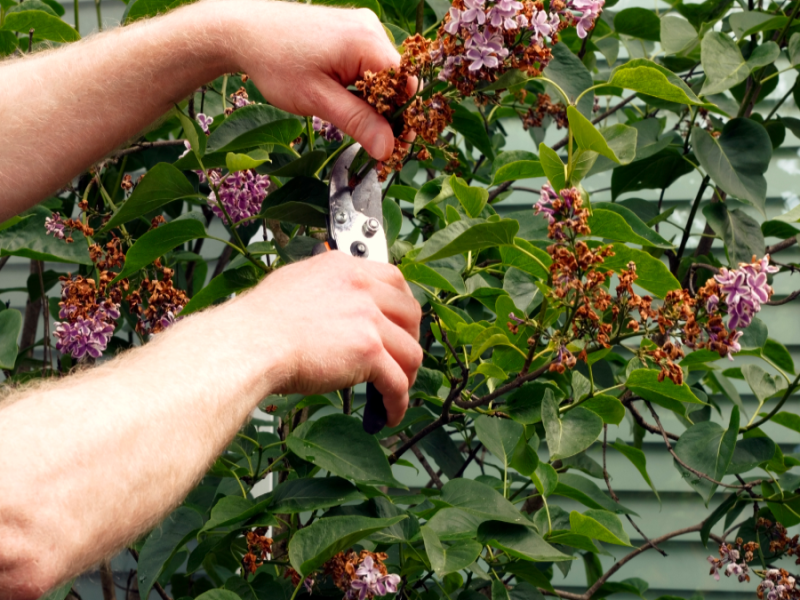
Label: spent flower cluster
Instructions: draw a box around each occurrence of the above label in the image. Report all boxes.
[707,539,757,583]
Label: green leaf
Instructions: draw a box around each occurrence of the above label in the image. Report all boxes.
[475,415,523,470]
[102,163,195,232]
[567,107,636,165]
[226,152,271,172]
[312,0,381,16]
[0,31,16,57]
[400,262,459,293]
[608,62,704,106]
[451,176,489,218]
[692,119,772,212]
[0,309,22,369]
[500,239,551,280]
[570,149,599,184]
[532,463,558,497]
[611,148,693,199]
[383,198,403,246]
[542,395,603,460]
[569,510,632,546]
[416,218,518,263]
[610,439,659,500]
[660,16,698,55]
[601,244,680,298]
[207,104,303,153]
[37,580,76,600]
[741,364,787,404]
[176,110,207,160]
[269,150,327,178]
[439,478,528,525]
[477,521,573,561]
[422,527,482,575]
[0,206,91,265]
[771,412,800,433]
[625,368,703,416]
[543,43,594,116]
[138,507,203,600]
[591,203,672,249]
[554,473,637,514]
[589,209,665,248]
[703,203,765,265]
[673,407,740,503]
[1,9,79,41]
[700,493,739,547]
[123,0,193,22]
[503,267,539,311]
[492,160,545,186]
[581,395,625,425]
[181,265,262,316]
[112,219,207,283]
[289,515,407,576]
[789,32,800,65]
[287,414,402,487]
[505,383,563,424]
[451,103,495,160]
[538,143,566,191]
[414,175,454,215]
[728,436,776,473]
[270,477,364,514]
[764,339,795,375]
[701,33,779,95]
[729,10,787,38]
[614,7,660,40]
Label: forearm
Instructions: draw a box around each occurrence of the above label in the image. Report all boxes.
[0,294,284,597]
[0,2,234,217]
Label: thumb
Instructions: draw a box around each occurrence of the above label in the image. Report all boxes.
[313,77,395,161]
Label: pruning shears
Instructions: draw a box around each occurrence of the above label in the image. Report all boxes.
[312,143,390,434]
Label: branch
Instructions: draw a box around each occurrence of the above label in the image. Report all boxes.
[765,289,800,306]
[551,95,638,151]
[622,394,680,441]
[766,236,799,255]
[456,361,552,409]
[399,432,444,488]
[453,442,483,478]
[602,426,666,557]
[646,401,760,490]
[582,522,724,600]
[109,139,187,159]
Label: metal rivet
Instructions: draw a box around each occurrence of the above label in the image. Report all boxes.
[351,241,368,258]
[363,218,380,237]
[335,211,348,224]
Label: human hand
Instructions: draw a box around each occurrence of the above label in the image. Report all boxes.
[235,251,422,427]
[216,0,415,161]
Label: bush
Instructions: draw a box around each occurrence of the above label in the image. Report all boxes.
[2,0,800,598]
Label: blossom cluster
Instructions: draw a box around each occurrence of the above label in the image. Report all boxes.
[759,569,799,600]
[242,527,273,575]
[521,184,781,384]
[353,0,603,180]
[204,168,271,226]
[127,259,188,336]
[313,116,344,142]
[707,539,756,583]
[323,550,401,600]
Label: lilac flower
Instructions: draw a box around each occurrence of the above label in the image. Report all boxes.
[534,183,559,224]
[197,113,214,135]
[208,169,271,226]
[707,556,721,581]
[444,7,463,34]
[312,116,344,142]
[567,0,604,38]
[347,556,402,600]
[714,256,778,332]
[44,213,66,240]
[529,8,554,37]
[487,0,523,29]
[706,294,719,314]
[179,140,192,159]
[54,303,118,359]
[461,0,486,25]
[465,30,508,71]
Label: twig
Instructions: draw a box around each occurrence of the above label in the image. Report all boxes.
[766,236,798,254]
[677,175,710,264]
[645,401,760,490]
[456,361,551,409]
[603,426,667,556]
[400,432,444,488]
[765,289,800,305]
[109,139,187,159]
[453,442,483,478]
[686,263,720,295]
[551,95,638,151]
[622,393,680,441]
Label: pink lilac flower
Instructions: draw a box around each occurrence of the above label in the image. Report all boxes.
[197,113,214,134]
[567,0,604,38]
[54,301,119,360]
[179,140,192,159]
[461,0,487,26]
[714,255,778,331]
[346,556,402,600]
[487,0,524,29]
[208,169,270,226]
[44,213,66,240]
[444,7,464,34]
[534,183,559,224]
[465,29,509,71]
[312,116,344,142]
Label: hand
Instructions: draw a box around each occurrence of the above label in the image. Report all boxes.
[236,251,422,427]
[219,1,416,160]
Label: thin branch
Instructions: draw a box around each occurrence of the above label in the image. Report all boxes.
[766,236,798,254]
[603,426,666,556]
[581,522,724,600]
[622,394,680,441]
[400,432,444,488]
[646,401,760,490]
[453,442,483,478]
[765,289,800,306]
[109,139,187,159]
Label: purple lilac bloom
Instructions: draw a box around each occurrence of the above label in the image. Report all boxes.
[347,556,402,600]
[567,0,604,38]
[487,0,524,29]
[197,113,214,135]
[706,294,719,314]
[461,0,486,25]
[44,213,66,240]
[312,116,343,142]
[444,7,463,34]
[54,302,119,359]
[208,170,270,226]
[714,256,778,332]
[534,183,559,224]
[179,140,192,159]
[529,6,554,37]
[465,30,508,71]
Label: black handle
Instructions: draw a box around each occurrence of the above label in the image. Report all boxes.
[362,382,387,434]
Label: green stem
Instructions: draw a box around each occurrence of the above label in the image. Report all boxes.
[73,0,79,33]
[288,577,305,600]
[94,0,101,31]
[221,74,228,112]
[676,174,710,262]
[537,77,572,106]
[743,370,800,431]
[306,116,315,152]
